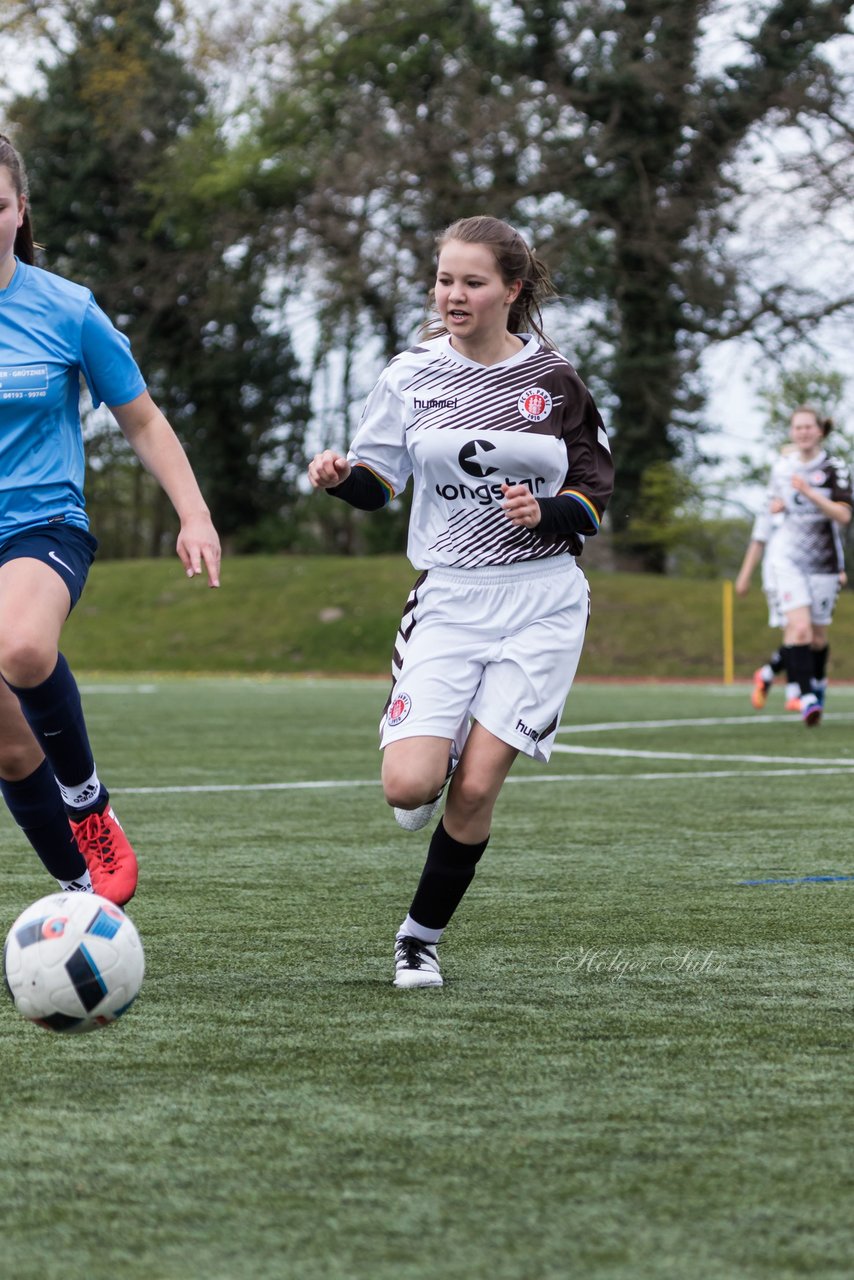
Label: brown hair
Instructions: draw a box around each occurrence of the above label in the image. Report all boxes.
[0,131,36,265]
[421,215,557,347]
[791,404,833,437]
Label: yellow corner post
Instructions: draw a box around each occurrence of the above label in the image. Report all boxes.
[722,579,734,685]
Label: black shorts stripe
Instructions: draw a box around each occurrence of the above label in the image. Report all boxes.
[382,572,429,722]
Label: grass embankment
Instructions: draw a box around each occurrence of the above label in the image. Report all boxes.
[62,554,854,679]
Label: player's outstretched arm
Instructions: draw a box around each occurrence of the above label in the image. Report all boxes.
[110,390,221,587]
[735,539,764,596]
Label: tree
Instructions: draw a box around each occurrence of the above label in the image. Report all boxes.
[250,0,854,568]
[524,0,854,565]
[10,0,310,554]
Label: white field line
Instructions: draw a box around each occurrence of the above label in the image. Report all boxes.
[551,744,854,766]
[80,684,158,694]
[99,703,854,796]
[114,763,854,797]
[556,713,854,733]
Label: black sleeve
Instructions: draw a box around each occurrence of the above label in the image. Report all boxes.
[327,465,389,511]
[535,494,597,538]
[555,380,614,535]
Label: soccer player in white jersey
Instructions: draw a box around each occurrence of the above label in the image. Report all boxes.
[0,133,220,903]
[736,507,791,708]
[737,491,846,712]
[309,215,614,988]
[757,406,851,726]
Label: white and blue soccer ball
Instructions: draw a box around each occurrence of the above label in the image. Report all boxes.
[3,892,144,1033]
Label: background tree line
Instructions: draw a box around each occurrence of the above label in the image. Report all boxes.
[3,0,853,570]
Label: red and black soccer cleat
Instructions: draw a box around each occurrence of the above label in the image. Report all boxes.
[70,805,139,905]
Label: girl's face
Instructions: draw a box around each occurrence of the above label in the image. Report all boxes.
[0,166,25,273]
[790,410,823,456]
[434,239,521,350]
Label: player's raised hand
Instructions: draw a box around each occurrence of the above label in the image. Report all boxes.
[308,450,352,490]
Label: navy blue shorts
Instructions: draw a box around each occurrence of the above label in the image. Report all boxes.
[0,524,99,610]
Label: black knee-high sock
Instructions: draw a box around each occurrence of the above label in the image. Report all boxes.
[0,760,86,881]
[785,644,814,698]
[408,820,489,932]
[770,645,789,675]
[6,655,99,801]
[812,645,829,684]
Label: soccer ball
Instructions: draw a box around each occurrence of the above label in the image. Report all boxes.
[3,892,145,1033]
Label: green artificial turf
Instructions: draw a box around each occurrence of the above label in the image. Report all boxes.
[1,679,851,1279]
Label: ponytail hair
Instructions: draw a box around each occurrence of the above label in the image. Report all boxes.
[0,131,36,265]
[420,215,558,347]
[791,404,834,437]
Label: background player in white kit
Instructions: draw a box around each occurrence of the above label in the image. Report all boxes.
[737,485,846,712]
[735,505,789,708]
[309,215,614,988]
[759,406,851,725]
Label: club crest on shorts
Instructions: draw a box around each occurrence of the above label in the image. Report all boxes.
[387,692,412,726]
[517,386,553,422]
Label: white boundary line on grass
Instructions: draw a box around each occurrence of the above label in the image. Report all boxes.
[550,744,854,766]
[556,713,854,733]
[550,710,854,772]
[104,703,854,796]
[80,684,157,694]
[113,763,854,796]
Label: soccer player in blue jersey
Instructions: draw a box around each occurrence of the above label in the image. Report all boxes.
[309,215,613,987]
[0,132,220,904]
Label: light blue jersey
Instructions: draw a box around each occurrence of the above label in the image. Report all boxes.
[0,258,146,540]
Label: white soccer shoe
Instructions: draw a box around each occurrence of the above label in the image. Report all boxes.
[393,794,444,832]
[393,935,443,988]
[393,754,458,832]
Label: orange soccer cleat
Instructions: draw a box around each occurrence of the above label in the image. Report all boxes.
[751,669,772,710]
[70,805,139,906]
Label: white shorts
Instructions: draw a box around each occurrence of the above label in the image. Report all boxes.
[380,555,590,764]
[766,564,840,626]
[762,585,784,630]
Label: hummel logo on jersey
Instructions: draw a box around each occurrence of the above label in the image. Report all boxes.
[459,440,498,479]
[516,719,540,741]
[414,397,458,410]
[48,550,75,575]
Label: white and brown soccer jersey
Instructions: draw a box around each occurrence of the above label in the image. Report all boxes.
[346,334,613,569]
[765,449,851,577]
